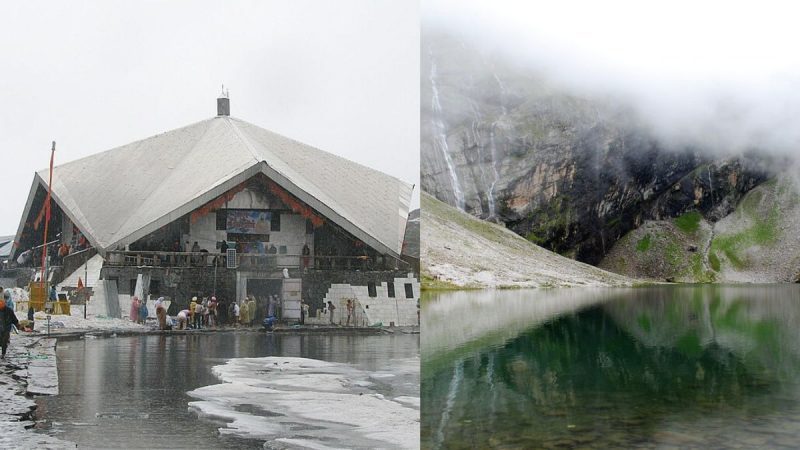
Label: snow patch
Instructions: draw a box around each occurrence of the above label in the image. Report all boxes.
[29,307,147,332]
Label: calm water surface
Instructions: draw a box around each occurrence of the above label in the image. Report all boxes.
[36,332,419,448]
[422,285,800,449]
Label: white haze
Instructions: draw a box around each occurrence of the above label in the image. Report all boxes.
[0,0,419,236]
[425,0,800,156]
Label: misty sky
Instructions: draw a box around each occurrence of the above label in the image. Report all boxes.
[0,0,419,236]
[425,0,800,157]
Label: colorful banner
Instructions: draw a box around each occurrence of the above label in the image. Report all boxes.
[227,210,271,234]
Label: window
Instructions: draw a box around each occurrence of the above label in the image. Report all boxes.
[279,245,287,254]
[387,282,395,298]
[306,219,314,235]
[270,213,281,232]
[216,210,227,230]
[368,282,377,298]
[150,280,160,296]
[404,283,414,299]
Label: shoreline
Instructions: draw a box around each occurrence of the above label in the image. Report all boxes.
[44,323,420,341]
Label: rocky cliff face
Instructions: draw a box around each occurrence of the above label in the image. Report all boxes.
[600,175,800,283]
[421,30,773,264]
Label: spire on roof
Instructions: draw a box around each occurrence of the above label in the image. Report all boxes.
[217,85,230,116]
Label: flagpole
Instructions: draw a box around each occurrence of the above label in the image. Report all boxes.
[40,141,55,292]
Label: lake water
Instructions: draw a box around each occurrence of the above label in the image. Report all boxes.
[422,285,800,449]
[35,332,419,449]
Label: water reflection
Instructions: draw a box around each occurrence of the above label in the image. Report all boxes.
[422,285,800,449]
[423,288,626,372]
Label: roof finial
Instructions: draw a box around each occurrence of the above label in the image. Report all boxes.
[217,86,231,116]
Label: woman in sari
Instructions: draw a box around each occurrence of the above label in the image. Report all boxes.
[130,296,139,323]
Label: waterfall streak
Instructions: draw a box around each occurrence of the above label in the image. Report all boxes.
[430,54,465,210]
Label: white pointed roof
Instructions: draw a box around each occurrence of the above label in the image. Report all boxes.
[27,116,412,258]
[0,235,13,259]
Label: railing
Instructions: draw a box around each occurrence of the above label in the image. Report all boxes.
[312,255,409,271]
[106,251,231,268]
[103,251,410,271]
[59,247,98,282]
[105,251,304,270]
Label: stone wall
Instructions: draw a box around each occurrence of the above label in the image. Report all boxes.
[301,270,415,317]
[319,275,420,326]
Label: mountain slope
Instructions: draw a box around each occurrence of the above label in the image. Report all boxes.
[421,192,633,288]
[600,175,800,282]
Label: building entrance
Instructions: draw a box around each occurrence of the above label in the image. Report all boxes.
[245,278,283,322]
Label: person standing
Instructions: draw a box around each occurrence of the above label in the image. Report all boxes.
[240,300,249,328]
[183,240,191,266]
[3,289,14,313]
[219,241,228,267]
[194,300,204,329]
[233,302,240,328]
[27,303,35,331]
[268,244,278,270]
[191,242,201,266]
[208,297,217,328]
[301,243,311,271]
[0,292,20,359]
[139,298,148,325]
[130,296,140,323]
[248,296,257,327]
[267,295,277,320]
[217,299,227,326]
[227,301,235,326]
[299,299,306,325]
[327,301,336,325]
[346,299,354,327]
[189,297,197,328]
[155,297,167,330]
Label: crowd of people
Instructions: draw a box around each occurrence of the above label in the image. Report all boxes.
[129,294,285,331]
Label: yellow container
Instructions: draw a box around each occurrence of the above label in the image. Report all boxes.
[28,282,47,313]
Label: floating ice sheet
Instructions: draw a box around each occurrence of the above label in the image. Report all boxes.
[188,357,419,449]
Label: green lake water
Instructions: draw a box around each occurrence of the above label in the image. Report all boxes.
[422,285,800,449]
